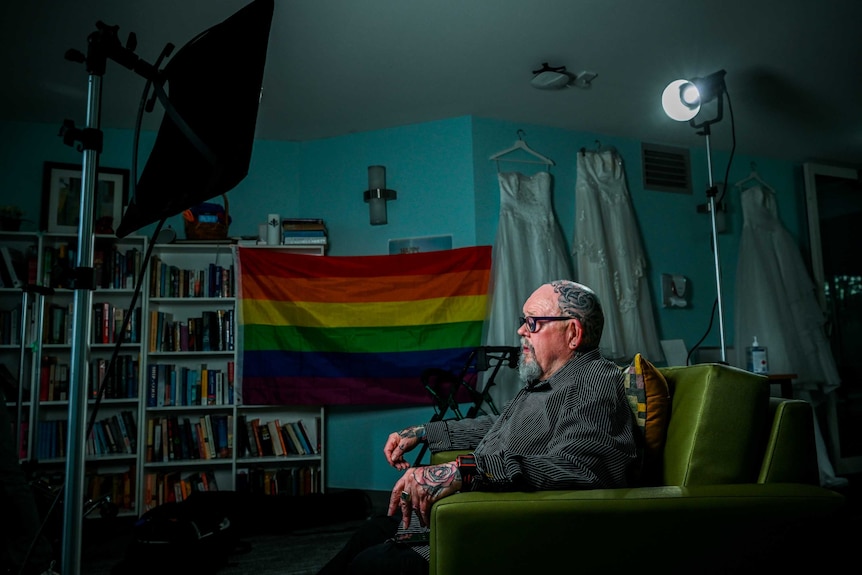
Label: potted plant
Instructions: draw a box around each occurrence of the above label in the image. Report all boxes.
[0,205,24,231]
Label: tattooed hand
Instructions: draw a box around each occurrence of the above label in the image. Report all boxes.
[388,462,461,529]
[383,425,426,470]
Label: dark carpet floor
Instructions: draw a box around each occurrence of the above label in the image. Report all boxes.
[67,478,862,573]
[80,490,390,575]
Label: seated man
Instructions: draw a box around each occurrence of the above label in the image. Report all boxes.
[318,280,640,575]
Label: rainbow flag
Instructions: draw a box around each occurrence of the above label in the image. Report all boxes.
[237,246,492,405]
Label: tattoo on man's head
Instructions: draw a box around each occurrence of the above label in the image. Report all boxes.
[551,280,604,350]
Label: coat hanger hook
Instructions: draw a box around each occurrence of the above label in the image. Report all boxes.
[517,129,526,140]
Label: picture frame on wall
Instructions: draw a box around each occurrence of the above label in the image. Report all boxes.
[41,162,130,234]
[388,234,453,255]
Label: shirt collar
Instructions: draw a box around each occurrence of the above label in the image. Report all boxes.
[526,348,602,391]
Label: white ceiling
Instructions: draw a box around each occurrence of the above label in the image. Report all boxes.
[2,0,861,166]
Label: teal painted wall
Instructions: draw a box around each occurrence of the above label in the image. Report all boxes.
[0,116,807,492]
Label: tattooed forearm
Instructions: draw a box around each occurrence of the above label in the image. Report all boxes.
[398,425,426,441]
[416,463,458,498]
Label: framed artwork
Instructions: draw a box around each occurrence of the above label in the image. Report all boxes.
[41,162,130,234]
[388,234,453,255]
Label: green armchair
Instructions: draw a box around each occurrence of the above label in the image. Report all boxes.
[429,363,846,574]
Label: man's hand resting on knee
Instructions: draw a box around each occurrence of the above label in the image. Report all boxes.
[388,462,461,529]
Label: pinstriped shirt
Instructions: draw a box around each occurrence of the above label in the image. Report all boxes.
[424,348,640,490]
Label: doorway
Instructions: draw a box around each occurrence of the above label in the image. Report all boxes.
[804,162,862,475]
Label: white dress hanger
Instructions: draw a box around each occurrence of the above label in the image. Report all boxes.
[734,162,775,192]
[489,129,554,168]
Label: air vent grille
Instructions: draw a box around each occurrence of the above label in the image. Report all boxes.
[642,143,692,194]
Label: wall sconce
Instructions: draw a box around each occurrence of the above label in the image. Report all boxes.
[363,165,397,225]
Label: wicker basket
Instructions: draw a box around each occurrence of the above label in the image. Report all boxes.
[184,194,230,240]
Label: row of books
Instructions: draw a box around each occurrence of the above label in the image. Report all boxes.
[34,419,66,460]
[235,465,321,496]
[149,258,234,299]
[0,305,21,345]
[39,355,68,401]
[88,468,136,512]
[93,241,143,290]
[143,469,218,512]
[33,414,136,460]
[146,362,234,407]
[87,410,138,457]
[92,302,142,345]
[39,354,140,403]
[0,245,34,288]
[236,415,318,459]
[148,309,234,353]
[89,354,140,400]
[0,301,140,347]
[145,413,233,463]
[281,218,328,245]
[0,242,142,291]
[44,303,72,344]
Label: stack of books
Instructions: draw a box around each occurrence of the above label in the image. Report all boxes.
[281,218,327,246]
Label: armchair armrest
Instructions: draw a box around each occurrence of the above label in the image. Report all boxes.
[758,398,819,484]
[429,483,844,575]
[430,450,471,465]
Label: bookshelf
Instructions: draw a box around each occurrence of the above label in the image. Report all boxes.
[1,231,40,464]
[2,236,327,516]
[142,241,237,510]
[234,404,325,496]
[140,242,325,511]
[0,232,146,516]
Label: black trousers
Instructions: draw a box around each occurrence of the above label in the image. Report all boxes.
[316,513,429,575]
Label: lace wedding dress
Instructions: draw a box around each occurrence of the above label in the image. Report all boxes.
[484,171,572,403]
[571,150,662,363]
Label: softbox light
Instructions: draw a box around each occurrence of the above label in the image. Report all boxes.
[115,0,274,237]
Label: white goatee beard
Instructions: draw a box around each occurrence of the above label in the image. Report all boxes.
[518,344,542,383]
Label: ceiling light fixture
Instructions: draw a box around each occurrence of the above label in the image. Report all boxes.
[530,62,597,90]
[531,62,573,89]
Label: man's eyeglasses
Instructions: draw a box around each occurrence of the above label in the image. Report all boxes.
[519,316,572,333]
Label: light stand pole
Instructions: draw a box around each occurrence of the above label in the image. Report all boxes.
[700,125,727,363]
[662,69,728,363]
[59,23,161,575]
[59,37,106,575]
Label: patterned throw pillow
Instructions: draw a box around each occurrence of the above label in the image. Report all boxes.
[623,353,671,485]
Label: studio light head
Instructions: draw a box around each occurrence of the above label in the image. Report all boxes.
[662,69,727,128]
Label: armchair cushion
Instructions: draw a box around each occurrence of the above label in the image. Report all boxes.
[622,353,670,485]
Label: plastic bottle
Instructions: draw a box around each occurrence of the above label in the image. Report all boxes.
[746,336,769,374]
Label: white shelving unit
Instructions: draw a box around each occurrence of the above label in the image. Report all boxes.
[2,236,327,516]
[1,232,146,517]
[139,241,325,511]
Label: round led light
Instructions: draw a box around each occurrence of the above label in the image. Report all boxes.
[662,79,700,121]
[680,82,701,107]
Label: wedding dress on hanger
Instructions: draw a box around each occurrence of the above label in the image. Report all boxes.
[572,149,663,363]
[733,184,845,487]
[484,170,572,405]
